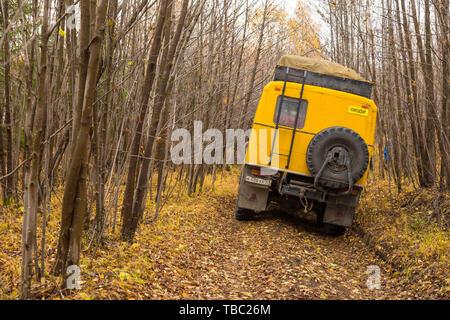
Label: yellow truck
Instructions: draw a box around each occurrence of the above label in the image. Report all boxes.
[236,55,377,235]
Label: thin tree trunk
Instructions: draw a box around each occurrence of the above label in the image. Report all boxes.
[53,0,109,277]
[1,0,14,202]
[21,0,50,299]
[410,0,436,187]
[239,0,268,128]
[120,0,169,236]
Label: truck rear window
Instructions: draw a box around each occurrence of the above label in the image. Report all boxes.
[273,96,308,129]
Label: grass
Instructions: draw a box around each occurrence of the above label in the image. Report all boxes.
[355,177,449,297]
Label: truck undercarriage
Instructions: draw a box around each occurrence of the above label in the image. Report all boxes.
[236,164,362,235]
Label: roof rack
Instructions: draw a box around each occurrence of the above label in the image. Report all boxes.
[273,65,372,99]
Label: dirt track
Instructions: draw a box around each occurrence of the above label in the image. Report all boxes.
[148,193,415,300]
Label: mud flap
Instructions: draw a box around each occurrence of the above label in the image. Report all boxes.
[323,203,355,227]
[237,166,270,212]
[237,182,269,212]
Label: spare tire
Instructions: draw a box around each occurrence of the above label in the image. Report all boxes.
[306,127,369,190]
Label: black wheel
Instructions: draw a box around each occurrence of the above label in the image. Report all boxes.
[235,206,254,220]
[306,127,369,189]
[323,223,346,236]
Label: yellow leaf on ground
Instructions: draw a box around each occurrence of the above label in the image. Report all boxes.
[119,271,130,281]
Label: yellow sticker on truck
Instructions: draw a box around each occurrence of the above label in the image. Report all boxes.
[348,105,369,116]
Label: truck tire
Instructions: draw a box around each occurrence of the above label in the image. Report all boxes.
[323,223,346,236]
[306,127,369,189]
[235,206,254,221]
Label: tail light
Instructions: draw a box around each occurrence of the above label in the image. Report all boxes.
[251,168,269,177]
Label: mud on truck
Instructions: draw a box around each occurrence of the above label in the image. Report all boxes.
[235,55,377,235]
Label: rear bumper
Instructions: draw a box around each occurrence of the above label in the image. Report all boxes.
[280,183,361,208]
[244,162,366,189]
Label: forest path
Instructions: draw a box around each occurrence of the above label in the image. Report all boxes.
[144,190,410,299]
[4,172,420,300]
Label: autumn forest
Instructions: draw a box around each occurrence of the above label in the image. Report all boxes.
[0,0,448,301]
